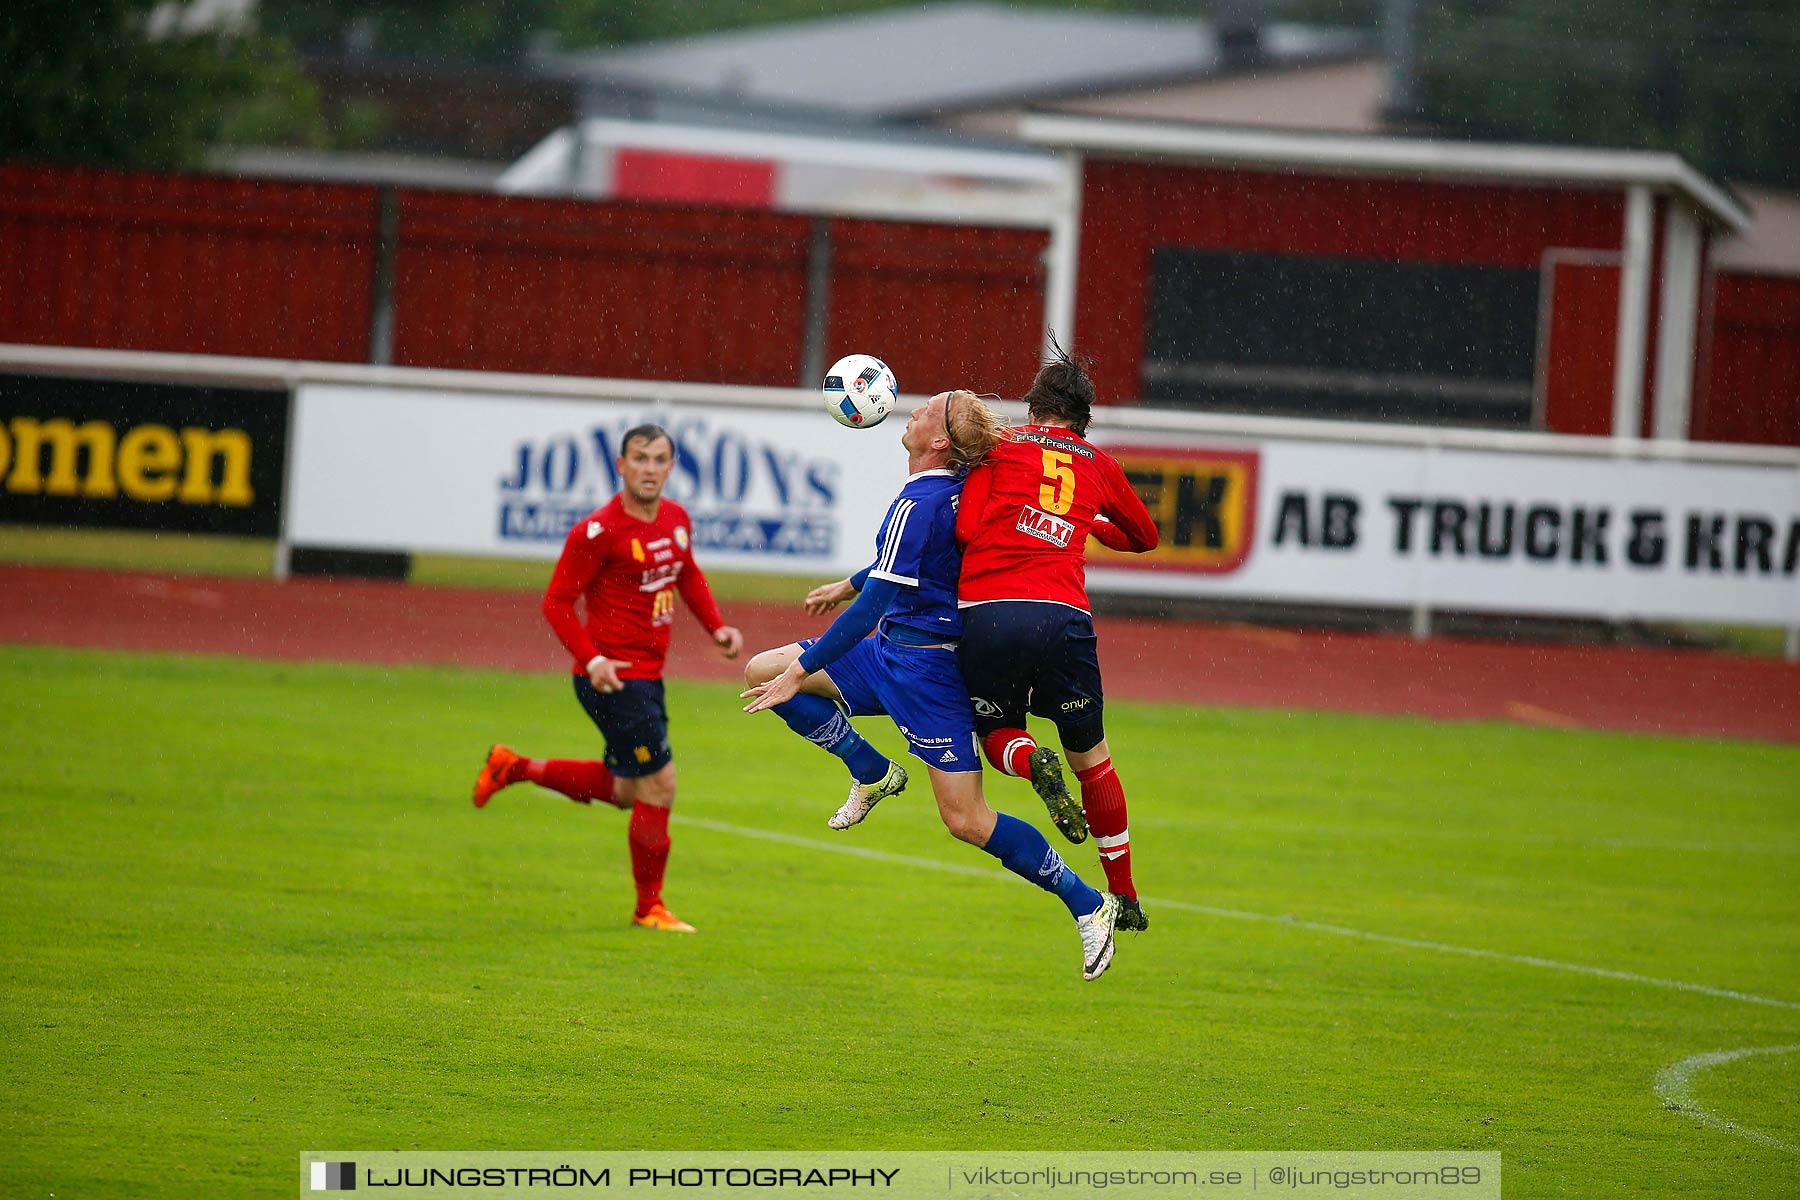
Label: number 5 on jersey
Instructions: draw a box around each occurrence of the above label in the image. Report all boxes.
[1039,450,1076,515]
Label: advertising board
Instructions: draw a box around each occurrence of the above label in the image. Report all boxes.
[286,379,1800,628]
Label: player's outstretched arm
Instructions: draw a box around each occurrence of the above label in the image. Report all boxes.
[805,564,870,615]
[804,577,857,615]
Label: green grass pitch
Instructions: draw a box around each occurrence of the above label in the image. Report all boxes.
[2,644,1797,1198]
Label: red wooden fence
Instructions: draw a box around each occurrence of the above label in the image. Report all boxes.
[0,163,1048,397]
[1699,271,1800,446]
[0,164,377,362]
[1,161,1791,445]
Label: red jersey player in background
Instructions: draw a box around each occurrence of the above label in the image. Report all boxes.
[473,424,743,933]
[954,342,1159,932]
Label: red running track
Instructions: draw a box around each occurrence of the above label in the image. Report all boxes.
[3,564,1796,744]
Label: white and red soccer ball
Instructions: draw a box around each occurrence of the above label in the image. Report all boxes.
[823,353,897,428]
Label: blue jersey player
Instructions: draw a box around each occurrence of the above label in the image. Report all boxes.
[742,390,1124,981]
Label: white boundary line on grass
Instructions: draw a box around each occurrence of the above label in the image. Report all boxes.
[683,817,1800,1160]
[680,817,1800,1012]
[1653,1045,1800,1157]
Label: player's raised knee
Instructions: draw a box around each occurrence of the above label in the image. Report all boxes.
[744,643,802,687]
[744,650,778,687]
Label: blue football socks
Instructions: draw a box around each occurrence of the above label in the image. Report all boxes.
[771,693,890,785]
[982,812,1103,918]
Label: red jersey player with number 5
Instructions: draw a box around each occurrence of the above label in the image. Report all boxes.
[472,424,743,933]
[954,342,1159,932]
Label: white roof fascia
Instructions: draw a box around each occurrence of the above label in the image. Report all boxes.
[807,188,1064,230]
[496,127,578,193]
[575,118,1067,186]
[1020,114,1751,235]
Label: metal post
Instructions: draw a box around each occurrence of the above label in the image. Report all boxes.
[799,217,832,386]
[1611,185,1653,440]
[1409,440,1436,641]
[1411,603,1432,641]
[1652,201,1702,440]
[368,187,399,367]
[1042,151,1082,356]
[272,375,299,582]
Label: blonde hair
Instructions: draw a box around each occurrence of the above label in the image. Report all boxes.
[942,390,1008,472]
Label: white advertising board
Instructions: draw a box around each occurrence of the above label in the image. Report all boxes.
[288,383,908,577]
[288,380,1800,628]
[1083,432,1800,625]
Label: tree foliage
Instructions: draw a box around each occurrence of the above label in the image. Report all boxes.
[1292,0,1800,187]
[1,0,323,169]
[1415,0,1800,187]
[21,1,1792,187]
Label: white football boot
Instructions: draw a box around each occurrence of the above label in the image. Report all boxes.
[1077,893,1123,981]
[828,760,908,830]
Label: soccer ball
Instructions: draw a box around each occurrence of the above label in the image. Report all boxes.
[823,353,897,428]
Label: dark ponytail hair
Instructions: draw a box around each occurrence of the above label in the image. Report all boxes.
[1020,331,1096,437]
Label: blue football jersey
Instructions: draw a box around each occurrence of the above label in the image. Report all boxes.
[867,468,963,640]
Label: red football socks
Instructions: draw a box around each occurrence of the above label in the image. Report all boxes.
[524,758,618,807]
[628,802,672,918]
[1076,758,1135,899]
[981,728,1038,778]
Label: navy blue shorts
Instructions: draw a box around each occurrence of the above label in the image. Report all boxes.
[572,676,672,778]
[957,602,1106,752]
[800,634,981,773]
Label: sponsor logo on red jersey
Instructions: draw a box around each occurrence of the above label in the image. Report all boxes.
[1016,504,1076,548]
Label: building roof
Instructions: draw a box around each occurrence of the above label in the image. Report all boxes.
[1033,56,1387,134]
[500,115,1070,227]
[943,56,1387,141]
[1021,113,1753,234]
[1713,186,1800,278]
[543,1,1367,120]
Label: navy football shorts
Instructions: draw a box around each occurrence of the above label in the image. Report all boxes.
[957,601,1106,752]
[799,634,982,773]
[572,675,673,778]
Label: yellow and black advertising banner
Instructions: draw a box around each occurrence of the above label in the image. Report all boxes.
[0,373,287,536]
[1088,445,1260,574]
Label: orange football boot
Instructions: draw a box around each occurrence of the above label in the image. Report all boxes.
[632,903,696,933]
[473,744,521,808]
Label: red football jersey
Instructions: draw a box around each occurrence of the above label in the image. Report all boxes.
[542,495,726,680]
[955,424,1159,611]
